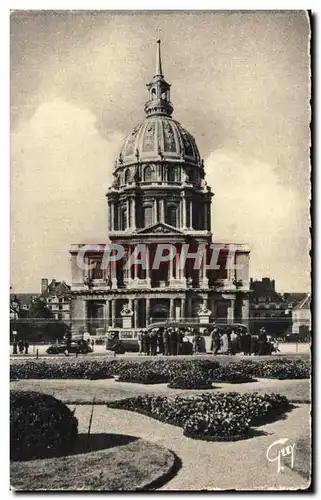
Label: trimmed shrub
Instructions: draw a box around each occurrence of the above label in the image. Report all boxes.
[255,358,310,379]
[107,391,292,441]
[183,410,251,439]
[10,390,78,460]
[168,368,213,389]
[211,365,256,384]
[117,368,168,384]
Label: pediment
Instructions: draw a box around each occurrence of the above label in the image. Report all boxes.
[137,222,184,235]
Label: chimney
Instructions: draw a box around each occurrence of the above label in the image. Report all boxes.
[41,278,48,294]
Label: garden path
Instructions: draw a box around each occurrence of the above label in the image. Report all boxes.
[74,403,310,491]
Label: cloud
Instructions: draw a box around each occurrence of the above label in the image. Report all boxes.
[205,149,310,292]
[11,98,123,291]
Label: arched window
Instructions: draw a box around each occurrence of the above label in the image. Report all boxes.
[165,205,178,227]
[143,206,153,227]
[144,165,154,182]
[151,88,156,99]
[124,168,131,184]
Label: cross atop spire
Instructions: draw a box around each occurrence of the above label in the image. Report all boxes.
[155,39,163,77]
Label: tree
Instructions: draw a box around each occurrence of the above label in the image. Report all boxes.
[14,298,68,343]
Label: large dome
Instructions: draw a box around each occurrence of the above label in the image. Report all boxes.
[118,116,201,167]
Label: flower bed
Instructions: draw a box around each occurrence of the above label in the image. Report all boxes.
[107,391,293,441]
[10,357,310,382]
[254,358,310,379]
[167,368,213,389]
[10,358,219,382]
[116,368,168,384]
[10,390,78,460]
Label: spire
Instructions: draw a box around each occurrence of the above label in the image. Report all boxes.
[145,39,173,117]
[155,39,163,77]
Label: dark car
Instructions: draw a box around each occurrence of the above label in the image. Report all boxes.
[46,341,93,355]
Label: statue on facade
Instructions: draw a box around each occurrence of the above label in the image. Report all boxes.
[84,274,92,289]
[121,303,133,315]
[198,303,211,315]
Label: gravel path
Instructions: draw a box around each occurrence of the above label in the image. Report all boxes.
[74,403,310,491]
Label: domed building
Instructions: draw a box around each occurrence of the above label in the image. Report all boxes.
[69,41,251,336]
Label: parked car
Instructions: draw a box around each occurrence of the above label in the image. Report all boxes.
[46,341,93,354]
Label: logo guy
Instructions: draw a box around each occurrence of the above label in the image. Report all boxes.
[266,438,296,473]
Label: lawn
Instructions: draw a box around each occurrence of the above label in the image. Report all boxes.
[10,377,311,404]
[10,434,177,491]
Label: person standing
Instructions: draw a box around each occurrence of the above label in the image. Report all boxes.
[221,330,229,354]
[163,328,169,356]
[167,328,173,356]
[250,334,259,356]
[243,331,252,355]
[258,327,267,356]
[157,328,164,355]
[142,330,149,356]
[24,340,29,355]
[230,329,238,355]
[137,330,143,355]
[150,329,158,356]
[176,329,183,355]
[18,339,24,355]
[12,340,18,355]
[171,328,178,356]
[192,330,200,354]
[212,328,221,355]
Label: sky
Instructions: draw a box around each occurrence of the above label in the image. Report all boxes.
[10,10,311,293]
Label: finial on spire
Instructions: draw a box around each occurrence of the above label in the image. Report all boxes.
[155,39,163,77]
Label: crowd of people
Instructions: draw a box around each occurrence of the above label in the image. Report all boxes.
[208,326,274,356]
[137,328,188,356]
[136,325,275,356]
[12,339,29,355]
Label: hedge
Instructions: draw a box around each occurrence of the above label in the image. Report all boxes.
[10,390,78,460]
[107,392,293,440]
[10,357,310,382]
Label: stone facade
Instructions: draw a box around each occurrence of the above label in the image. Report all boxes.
[69,41,251,337]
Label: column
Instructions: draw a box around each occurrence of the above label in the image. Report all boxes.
[110,203,114,231]
[241,297,250,330]
[204,203,208,231]
[134,299,139,328]
[128,298,133,310]
[130,197,136,230]
[227,297,235,324]
[126,199,130,229]
[160,199,165,223]
[146,298,150,327]
[153,199,158,223]
[170,298,175,320]
[200,251,208,288]
[181,297,186,320]
[180,192,187,229]
[111,299,116,327]
[104,300,109,329]
[189,200,193,229]
[169,248,174,282]
[146,245,151,285]
[111,252,118,289]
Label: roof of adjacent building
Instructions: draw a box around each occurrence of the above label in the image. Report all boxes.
[293,294,311,310]
[42,280,71,297]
